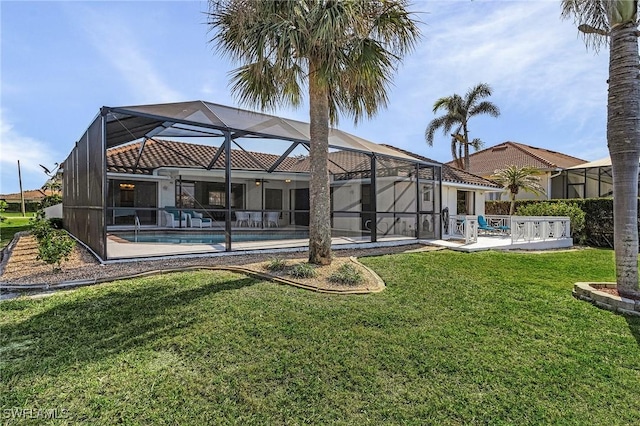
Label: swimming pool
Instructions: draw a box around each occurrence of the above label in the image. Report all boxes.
[113,231,310,244]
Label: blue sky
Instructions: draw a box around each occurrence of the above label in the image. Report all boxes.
[1,0,609,194]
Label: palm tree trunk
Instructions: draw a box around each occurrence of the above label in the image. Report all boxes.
[308,60,332,265]
[608,21,640,298]
[509,192,516,216]
[463,124,470,171]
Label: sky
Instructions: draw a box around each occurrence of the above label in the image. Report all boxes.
[0,0,610,194]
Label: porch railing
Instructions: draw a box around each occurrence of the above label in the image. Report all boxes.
[509,216,571,243]
[445,215,478,244]
[444,215,570,245]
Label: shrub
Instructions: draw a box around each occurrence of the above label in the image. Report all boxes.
[0,200,7,223]
[37,230,75,272]
[329,263,363,286]
[265,258,287,272]
[30,216,53,241]
[516,201,585,240]
[289,263,316,279]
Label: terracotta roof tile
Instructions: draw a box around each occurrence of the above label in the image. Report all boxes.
[445,141,586,176]
[107,140,499,189]
[379,145,500,188]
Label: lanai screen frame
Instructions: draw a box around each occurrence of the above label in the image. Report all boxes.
[63,101,441,261]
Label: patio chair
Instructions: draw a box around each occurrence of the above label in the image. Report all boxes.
[190,211,213,228]
[477,215,496,234]
[162,210,188,228]
[249,211,263,228]
[235,211,250,227]
[264,211,279,227]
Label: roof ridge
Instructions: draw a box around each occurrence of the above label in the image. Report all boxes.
[506,141,556,168]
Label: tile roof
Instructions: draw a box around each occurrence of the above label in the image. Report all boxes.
[0,189,54,202]
[379,145,500,188]
[106,139,498,188]
[107,139,304,174]
[445,141,586,176]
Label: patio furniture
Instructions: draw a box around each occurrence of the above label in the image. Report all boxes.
[264,211,279,227]
[249,211,263,228]
[162,210,188,228]
[235,211,250,227]
[477,215,496,234]
[190,211,213,228]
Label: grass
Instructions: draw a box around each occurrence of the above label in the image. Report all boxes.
[1,249,639,424]
[0,212,34,249]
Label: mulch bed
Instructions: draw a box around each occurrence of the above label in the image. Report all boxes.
[0,234,435,289]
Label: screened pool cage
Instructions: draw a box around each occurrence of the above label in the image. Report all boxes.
[63,101,442,260]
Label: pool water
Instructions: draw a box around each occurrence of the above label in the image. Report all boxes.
[114,231,310,244]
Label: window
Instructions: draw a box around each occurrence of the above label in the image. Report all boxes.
[457,190,475,215]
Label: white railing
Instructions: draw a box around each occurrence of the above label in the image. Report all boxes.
[484,215,510,230]
[509,216,571,243]
[445,215,478,244]
[443,214,570,245]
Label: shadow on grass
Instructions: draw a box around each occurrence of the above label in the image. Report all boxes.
[626,315,640,347]
[0,274,258,379]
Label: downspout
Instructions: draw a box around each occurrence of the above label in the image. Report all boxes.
[548,168,563,199]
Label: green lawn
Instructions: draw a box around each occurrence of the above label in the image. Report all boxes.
[0,213,34,249]
[1,249,639,424]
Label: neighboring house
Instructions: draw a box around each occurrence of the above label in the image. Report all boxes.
[558,156,640,199]
[0,189,55,211]
[445,141,586,200]
[381,145,501,217]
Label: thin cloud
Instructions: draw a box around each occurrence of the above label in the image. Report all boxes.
[73,5,183,104]
[0,110,54,192]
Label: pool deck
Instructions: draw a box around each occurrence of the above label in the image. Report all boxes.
[106,233,417,261]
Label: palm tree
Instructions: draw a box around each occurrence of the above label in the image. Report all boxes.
[491,166,545,215]
[562,0,640,299]
[425,83,500,171]
[207,0,419,265]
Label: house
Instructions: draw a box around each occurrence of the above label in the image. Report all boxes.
[0,189,55,212]
[62,101,506,261]
[380,145,501,216]
[445,141,586,200]
[558,156,640,199]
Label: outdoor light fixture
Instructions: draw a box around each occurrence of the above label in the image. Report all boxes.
[285,179,291,183]
[255,180,261,186]
[119,183,135,190]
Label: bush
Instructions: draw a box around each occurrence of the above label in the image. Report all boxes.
[289,263,316,279]
[486,198,638,248]
[328,263,363,286]
[37,230,75,272]
[516,201,585,241]
[30,215,75,271]
[265,258,287,272]
[30,216,53,241]
[0,200,7,223]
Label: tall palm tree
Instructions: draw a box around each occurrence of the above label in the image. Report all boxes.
[491,166,546,215]
[562,0,640,299]
[208,0,419,265]
[425,83,500,171]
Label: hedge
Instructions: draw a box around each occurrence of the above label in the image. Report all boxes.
[485,198,639,248]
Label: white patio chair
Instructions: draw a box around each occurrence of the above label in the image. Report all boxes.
[249,211,263,228]
[162,210,188,228]
[235,211,250,227]
[190,211,213,228]
[264,211,279,227]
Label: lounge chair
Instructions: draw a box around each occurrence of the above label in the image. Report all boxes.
[477,215,496,234]
[162,210,188,228]
[190,211,213,228]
